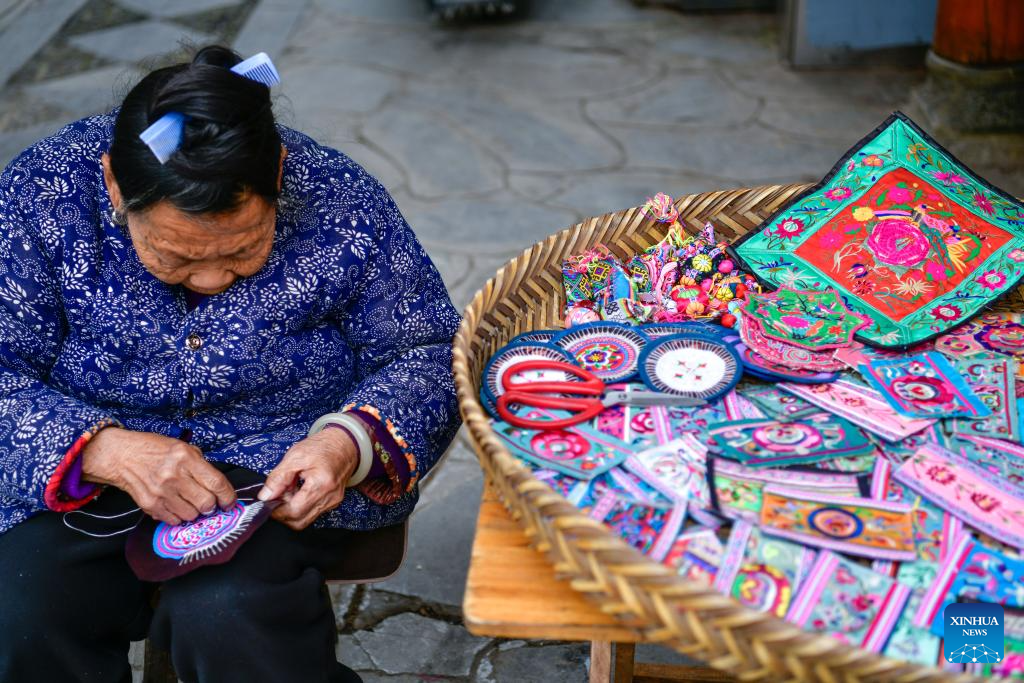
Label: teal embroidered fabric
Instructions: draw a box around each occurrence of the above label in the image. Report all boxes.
[734,112,1024,348]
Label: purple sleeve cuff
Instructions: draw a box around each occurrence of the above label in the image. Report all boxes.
[60,449,100,499]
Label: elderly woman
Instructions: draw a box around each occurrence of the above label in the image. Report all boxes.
[0,46,461,682]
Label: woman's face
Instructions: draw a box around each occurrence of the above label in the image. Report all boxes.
[127,196,276,294]
[101,151,281,295]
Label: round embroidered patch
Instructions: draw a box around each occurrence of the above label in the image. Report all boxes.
[554,322,647,382]
[153,502,262,562]
[807,507,864,540]
[529,430,591,460]
[482,341,577,404]
[751,422,824,453]
[638,335,741,401]
[640,322,729,341]
[510,329,559,345]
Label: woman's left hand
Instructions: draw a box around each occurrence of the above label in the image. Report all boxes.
[257,429,359,531]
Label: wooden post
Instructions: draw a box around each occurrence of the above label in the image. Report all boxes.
[932,0,1024,66]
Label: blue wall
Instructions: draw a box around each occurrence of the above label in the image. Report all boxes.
[804,0,938,50]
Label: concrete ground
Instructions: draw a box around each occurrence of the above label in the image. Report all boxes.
[1,0,1022,681]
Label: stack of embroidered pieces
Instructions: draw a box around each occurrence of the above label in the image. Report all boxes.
[478,113,1024,677]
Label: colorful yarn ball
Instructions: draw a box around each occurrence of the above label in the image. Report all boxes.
[718,259,735,274]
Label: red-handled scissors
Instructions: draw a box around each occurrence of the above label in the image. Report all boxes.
[495,360,704,430]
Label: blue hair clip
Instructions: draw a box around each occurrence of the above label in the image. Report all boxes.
[139,52,281,164]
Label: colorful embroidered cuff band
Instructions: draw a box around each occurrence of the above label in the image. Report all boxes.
[46,418,119,511]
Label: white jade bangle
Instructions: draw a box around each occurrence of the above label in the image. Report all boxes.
[308,412,373,487]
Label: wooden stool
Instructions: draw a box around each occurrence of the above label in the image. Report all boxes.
[464,482,735,683]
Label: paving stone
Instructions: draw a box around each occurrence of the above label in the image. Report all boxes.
[487,641,589,683]
[348,613,490,677]
[348,587,430,632]
[529,0,661,23]
[643,14,778,66]
[336,633,376,671]
[758,93,897,141]
[329,583,358,626]
[587,71,760,129]
[118,0,243,18]
[280,61,400,117]
[393,192,579,256]
[444,39,656,102]
[363,105,504,200]
[287,12,453,79]
[406,83,622,173]
[611,122,843,185]
[67,20,215,62]
[308,0,432,23]
[635,643,705,667]
[719,61,924,104]
[376,456,483,608]
[24,65,141,118]
[544,169,741,220]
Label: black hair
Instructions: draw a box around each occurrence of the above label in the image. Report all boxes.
[109,45,282,214]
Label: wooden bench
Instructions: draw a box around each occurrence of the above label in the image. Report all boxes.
[464,482,736,683]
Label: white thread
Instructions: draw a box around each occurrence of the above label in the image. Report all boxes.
[62,483,267,538]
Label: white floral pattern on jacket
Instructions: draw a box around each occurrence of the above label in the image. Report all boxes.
[0,113,462,536]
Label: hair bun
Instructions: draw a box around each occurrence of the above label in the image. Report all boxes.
[191,45,243,70]
[110,45,282,214]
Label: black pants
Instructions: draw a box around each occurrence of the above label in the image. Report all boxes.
[0,466,360,683]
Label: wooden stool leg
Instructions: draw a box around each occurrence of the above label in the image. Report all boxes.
[591,641,612,683]
[615,643,636,683]
[590,641,635,683]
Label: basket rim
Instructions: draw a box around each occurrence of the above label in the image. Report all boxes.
[451,184,987,683]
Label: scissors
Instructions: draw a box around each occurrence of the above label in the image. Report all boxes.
[495,360,704,429]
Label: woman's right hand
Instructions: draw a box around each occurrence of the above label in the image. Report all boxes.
[80,427,236,526]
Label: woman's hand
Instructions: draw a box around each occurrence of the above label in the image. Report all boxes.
[257,429,359,531]
[81,427,236,526]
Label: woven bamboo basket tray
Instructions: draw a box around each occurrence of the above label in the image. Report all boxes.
[452,183,1005,683]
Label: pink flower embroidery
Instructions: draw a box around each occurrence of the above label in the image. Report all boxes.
[851,594,876,612]
[852,279,875,296]
[772,217,805,240]
[820,230,844,248]
[825,187,852,201]
[927,465,956,484]
[1009,249,1024,263]
[925,260,948,282]
[932,171,967,185]
[887,187,912,203]
[976,270,1007,291]
[835,567,857,585]
[861,155,883,167]
[974,192,995,215]
[971,492,1000,512]
[930,303,961,322]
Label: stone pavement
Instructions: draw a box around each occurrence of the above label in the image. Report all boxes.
[1,1,1023,681]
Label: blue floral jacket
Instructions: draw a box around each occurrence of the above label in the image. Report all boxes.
[0,113,462,536]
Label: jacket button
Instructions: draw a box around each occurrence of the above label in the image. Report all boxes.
[186,333,203,351]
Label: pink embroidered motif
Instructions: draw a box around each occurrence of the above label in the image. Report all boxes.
[894,443,1024,549]
[779,379,936,442]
